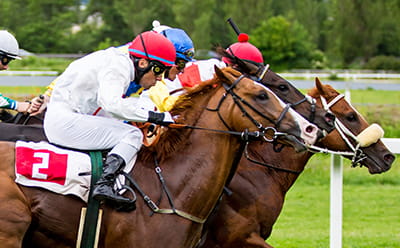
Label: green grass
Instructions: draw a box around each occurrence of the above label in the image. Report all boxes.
[0,86,46,98]
[267,153,400,248]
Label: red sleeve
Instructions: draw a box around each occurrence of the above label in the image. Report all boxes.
[178,64,202,88]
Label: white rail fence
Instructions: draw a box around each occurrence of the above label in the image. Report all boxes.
[280,70,400,80]
[330,138,399,248]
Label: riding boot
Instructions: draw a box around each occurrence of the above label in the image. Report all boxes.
[92,154,133,205]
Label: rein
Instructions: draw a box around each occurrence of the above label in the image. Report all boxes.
[243,142,302,174]
[307,94,367,166]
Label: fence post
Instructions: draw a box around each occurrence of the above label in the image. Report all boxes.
[330,84,351,248]
[330,154,343,248]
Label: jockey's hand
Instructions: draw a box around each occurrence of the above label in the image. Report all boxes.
[16,101,31,113]
[28,94,49,116]
[147,111,175,126]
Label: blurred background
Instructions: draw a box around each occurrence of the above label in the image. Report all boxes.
[1,0,400,72]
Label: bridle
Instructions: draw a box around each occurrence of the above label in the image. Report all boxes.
[206,74,291,142]
[233,63,319,172]
[307,94,373,167]
[256,64,318,123]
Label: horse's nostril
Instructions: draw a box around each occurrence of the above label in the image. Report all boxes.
[384,154,395,164]
[325,113,335,126]
[306,126,314,133]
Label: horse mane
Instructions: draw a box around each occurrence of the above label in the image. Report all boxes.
[138,67,242,163]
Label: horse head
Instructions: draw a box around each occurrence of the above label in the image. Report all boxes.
[216,46,336,136]
[309,77,395,173]
[144,67,319,162]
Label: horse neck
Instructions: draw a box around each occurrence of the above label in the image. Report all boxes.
[140,86,244,221]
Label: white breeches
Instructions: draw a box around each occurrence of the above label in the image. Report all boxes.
[44,103,143,164]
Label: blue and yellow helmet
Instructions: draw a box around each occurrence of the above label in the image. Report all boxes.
[152,20,195,62]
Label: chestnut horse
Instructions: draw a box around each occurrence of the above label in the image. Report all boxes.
[0,67,319,248]
[200,78,395,248]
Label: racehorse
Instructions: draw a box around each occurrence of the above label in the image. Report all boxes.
[0,67,319,248]
[200,77,395,248]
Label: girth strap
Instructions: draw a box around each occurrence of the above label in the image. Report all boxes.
[77,151,103,248]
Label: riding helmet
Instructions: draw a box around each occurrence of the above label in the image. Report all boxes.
[222,33,263,65]
[152,20,195,62]
[128,31,176,67]
[0,30,21,59]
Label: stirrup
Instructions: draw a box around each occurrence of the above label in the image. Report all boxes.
[115,185,137,212]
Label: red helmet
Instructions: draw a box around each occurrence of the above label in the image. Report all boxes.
[222,33,263,65]
[128,31,176,67]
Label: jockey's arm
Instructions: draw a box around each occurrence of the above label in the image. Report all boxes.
[0,93,31,113]
[28,78,57,115]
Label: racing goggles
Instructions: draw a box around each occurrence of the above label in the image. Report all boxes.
[150,60,170,75]
[178,49,195,61]
[0,52,14,66]
[175,59,187,71]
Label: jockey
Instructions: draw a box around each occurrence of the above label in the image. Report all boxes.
[43,31,176,207]
[0,30,32,112]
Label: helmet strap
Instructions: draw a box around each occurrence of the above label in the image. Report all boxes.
[132,56,152,83]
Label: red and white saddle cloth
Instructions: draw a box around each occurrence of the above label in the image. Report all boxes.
[15,141,135,202]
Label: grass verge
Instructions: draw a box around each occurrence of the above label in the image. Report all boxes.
[267,153,400,248]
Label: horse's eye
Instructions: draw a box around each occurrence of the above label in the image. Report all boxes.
[278,84,289,92]
[346,113,358,122]
[256,93,269,101]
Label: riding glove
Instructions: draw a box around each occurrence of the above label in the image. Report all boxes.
[147,111,174,126]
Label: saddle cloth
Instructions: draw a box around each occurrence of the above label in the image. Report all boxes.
[15,141,136,202]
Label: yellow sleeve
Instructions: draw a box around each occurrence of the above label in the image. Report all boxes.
[44,77,59,97]
[148,80,179,112]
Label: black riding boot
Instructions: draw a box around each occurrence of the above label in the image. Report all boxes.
[92,154,133,205]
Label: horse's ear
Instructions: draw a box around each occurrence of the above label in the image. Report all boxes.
[214,65,226,80]
[315,77,326,95]
[214,66,236,85]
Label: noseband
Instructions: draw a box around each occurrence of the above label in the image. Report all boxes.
[308,94,374,167]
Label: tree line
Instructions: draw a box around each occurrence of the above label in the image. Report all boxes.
[1,0,399,71]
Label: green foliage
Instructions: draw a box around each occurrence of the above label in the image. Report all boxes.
[1,0,399,70]
[363,56,400,71]
[325,0,400,67]
[251,16,316,70]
